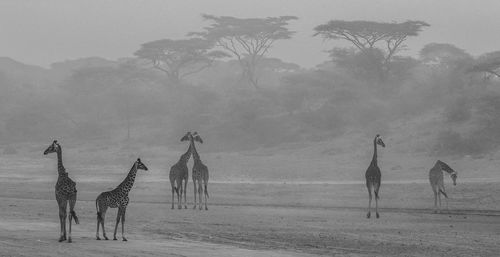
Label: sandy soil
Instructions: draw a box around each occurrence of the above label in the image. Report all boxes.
[0,179,499,257]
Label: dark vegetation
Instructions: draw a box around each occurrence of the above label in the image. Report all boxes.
[1,16,500,156]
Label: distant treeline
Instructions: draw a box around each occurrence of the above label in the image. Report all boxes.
[1,17,500,156]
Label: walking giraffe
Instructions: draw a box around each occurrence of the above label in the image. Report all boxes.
[191,132,209,210]
[43,140,79,243]
[169,132,192,209]
[95,158,148,241]
[365,134,385,219]
[429,160,457,213]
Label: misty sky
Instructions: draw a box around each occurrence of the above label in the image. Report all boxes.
[1,0,499,68]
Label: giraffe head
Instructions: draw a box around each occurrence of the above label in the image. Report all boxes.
[181,131,192,142]
[192,132,203,144]
[375,134,385,148]
[437,160,457,186]
[136,158,148,171]
[450,171,457,186]
[44,140,60,155]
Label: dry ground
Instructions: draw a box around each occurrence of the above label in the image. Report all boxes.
[1,144,500,257]
[0,179,499,257]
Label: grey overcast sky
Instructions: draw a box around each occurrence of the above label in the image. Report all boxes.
[1,0,499,68]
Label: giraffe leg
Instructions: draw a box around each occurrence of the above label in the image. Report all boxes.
[121,208,127,241]
[193,180,197,209]
[198,180,203,210]
[113,208,122,240]
[366,185,372,218]
[433,190,438,214]
[204,182,208,211]
[68,197,77,243]
[171,182,175,209]
[58,208,64,242]
[56,197,64,242]
[441,185,449,213]
[445,196,449,213]
[374,184,380,219]
[100,210,109,240]
[58,199,68,242]
[437,192,442,213]
[96,215,101,240]
[177,181,183,209]
[183,179,188,209]
[96,201,101,240]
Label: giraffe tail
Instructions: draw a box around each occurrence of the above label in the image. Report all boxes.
[70,210,79,224]
[96,199,103,222]
[204,184,209,198]
[439,189,448,198]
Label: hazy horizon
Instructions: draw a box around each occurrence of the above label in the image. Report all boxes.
[2,0,500,68]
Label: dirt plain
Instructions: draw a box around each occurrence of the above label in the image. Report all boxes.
[1,145,500,257]
[0,177,499,257]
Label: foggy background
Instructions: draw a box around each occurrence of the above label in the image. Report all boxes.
[2,0,500,182]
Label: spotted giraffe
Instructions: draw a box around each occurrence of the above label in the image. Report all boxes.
[190,132,209,210]
[365,134,385,219]
[169,132,191,209]
[95,158,148,241]
[43,140,79,243]
[429,160,457,213]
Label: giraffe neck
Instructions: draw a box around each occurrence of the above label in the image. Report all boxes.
[437,160,454,174]
[178,142,192,164]
[191,138,201,163]
[56,147,66,176]
[117,163,138,194]
[371,137,378,165]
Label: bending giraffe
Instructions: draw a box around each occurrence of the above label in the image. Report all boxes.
[95,158,148,241]
[169,132,192,209]
[191,132,209,210]
[429,160,457,213]
[365,134,385,219]
[43,140,79,243]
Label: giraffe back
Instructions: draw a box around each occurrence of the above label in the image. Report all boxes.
[429,163,445,187]
[170,161,189,180]
[97,190,129,208]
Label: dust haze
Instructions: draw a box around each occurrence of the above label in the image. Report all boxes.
[1,1,500,257]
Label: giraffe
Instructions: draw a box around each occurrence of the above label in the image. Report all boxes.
[95,158,148,241]
[43,140,79,243]
[169,132,192,209]
[191,132,209,210]
[429,160,457,213]
[365,134,385,219]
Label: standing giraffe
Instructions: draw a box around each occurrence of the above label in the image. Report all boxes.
[429,160,457,213]
[43,140,79,243]
[95,158,148,241]
[169,132,192,209]
[191,132,209,210]
[365,134,385,219]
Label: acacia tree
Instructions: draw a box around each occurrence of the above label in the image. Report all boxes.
[314,20,429,80]
[468,51,500,78]
[190,14,298,89]
[134,38,229,84]
[420,43,472,67]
